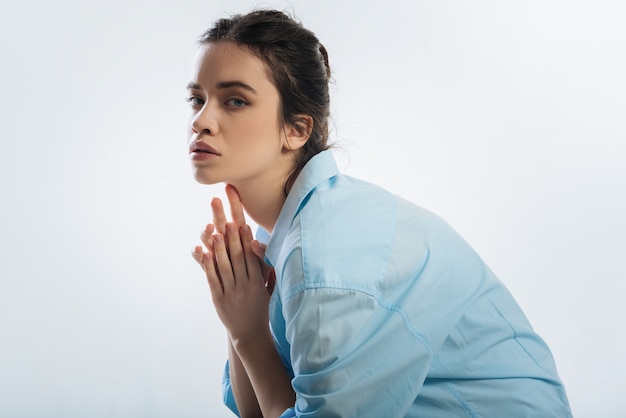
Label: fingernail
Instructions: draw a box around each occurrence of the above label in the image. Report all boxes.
[213,234,223,243]
[226,223,235,233]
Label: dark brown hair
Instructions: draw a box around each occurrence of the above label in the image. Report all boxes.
[199,10,331,194]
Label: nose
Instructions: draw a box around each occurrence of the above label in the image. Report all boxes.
[190,102,219,136]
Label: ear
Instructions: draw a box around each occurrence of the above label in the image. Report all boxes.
[282,115,313,152]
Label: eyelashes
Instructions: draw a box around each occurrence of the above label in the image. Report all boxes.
[185,95,249,110]
[224,97,248,108]
[186,95,204,108]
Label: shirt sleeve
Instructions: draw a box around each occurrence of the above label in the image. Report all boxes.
[281,286,434,417]
[274,192,499,417]
[222,360,240,417]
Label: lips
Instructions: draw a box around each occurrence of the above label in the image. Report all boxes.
[189,141,220,155]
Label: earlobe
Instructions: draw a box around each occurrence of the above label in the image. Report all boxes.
[283,115,313,151]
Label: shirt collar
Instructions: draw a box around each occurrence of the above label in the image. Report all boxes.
[262,149,339,267]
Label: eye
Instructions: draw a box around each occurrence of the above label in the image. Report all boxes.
[186,95,205,108]
[225,97,248,109]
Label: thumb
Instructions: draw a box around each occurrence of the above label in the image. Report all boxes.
[251,240,273,283]
[251,240,267,261]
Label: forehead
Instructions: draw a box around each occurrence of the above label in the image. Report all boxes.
[190,42,275,91]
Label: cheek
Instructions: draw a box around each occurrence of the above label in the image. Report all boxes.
[235,116,279,144]
[254,112,283,139]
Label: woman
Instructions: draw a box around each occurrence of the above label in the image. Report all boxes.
[189,10,572,418]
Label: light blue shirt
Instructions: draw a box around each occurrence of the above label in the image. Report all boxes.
[223,150,571,417]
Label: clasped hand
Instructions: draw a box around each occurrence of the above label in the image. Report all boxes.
[192,185,275,343]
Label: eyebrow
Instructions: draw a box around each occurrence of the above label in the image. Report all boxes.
[186,80,258,94]
[186,82,202,90]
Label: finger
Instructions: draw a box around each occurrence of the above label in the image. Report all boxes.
[225,222,248,282]
[213,233,235,292]
[225,184,247,228]
[251,239,273,285]
[201,247,225,297]
[240,224,264,284]
[251,240,267,261]
[191,245,222,292]
[211,198,227,235]
[200,224,215,250]
[266,268,276,294]
[191,246,204,268]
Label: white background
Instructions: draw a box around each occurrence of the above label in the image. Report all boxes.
[1,0,624,417]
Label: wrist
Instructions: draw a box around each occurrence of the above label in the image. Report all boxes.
[229,327,275,358]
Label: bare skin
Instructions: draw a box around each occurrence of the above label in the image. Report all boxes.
[188,42,312,417]
[192,185,292,418]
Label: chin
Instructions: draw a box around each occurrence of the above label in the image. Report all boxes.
[192,170,222,185]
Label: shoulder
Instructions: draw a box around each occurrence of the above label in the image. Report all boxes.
[299,174,455,254]
[281,174,455,292]
[299,174,398,273]
[301,174,397,229]
[276,170,488,291]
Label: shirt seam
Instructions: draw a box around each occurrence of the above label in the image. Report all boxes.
[488,295,558,379]
[443,381,479,417]
[488,297,572,416]
[283,284,434,357]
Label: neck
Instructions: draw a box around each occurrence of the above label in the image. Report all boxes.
[229,171,289,234]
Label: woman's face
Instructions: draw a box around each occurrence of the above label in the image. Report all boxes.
[187,42,289,186]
